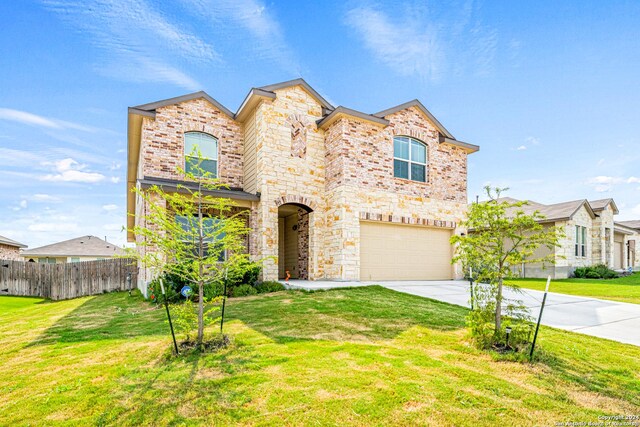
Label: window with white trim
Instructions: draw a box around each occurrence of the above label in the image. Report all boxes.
[184,132,218,177]
[393,136,427,182]
[575,225,587,257]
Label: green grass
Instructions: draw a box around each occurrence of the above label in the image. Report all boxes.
[508,273,640,304]
[1,287,639,426]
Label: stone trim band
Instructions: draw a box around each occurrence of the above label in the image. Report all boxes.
[359,211,456,229]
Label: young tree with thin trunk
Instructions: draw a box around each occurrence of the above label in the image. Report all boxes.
[451,186,563,344]
[127,152,254,345]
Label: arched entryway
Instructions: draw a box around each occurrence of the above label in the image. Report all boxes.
[277,202,312,280]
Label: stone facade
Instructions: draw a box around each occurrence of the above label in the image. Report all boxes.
[131,81,475,287]
[0,243,21,260]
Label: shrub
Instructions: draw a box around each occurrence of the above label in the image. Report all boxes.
[572,264,619,279]
[232,284,257,297]
[573,267,588,278]
[226,259,261,288]
[585,270,601,279]
[254,281,285,294]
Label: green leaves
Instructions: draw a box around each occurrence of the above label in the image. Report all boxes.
[452,186,564,347]
[128,152,259,344]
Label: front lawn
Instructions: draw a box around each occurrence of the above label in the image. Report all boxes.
[1,287,639,426]
[508,273,640,304]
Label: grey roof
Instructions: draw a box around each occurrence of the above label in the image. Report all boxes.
[132,91,236,119]
[588,198,619,214]
[316,106,390,129]
[616,220,640,231]
[22,235,124,257]
[497,198,595,223]
[139,177,260,201]
[258,78,334,110]
[0,235,27,248]
[375,99,454,139]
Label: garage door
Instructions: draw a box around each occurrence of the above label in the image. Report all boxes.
[360,221,453,281]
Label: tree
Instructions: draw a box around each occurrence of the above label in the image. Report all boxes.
[451,186,563,343]
[127,152,255,345]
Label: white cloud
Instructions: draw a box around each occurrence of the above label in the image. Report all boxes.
[0,108,98,132]
[587,176,625,193]
[181,0,297,70]
[44,0,218,89]
[525,136,540,145]
[516,145,527,151]
[103,223,124,231]
[40,158,105,183]
[31,194,61,202]
[627,177,640,184]
[19,200,28,209]
[102,204,118,211]
[345,5,498,81]
[109,162,122,171]
[110,176,121,184]
[633,204,640,216]
[28,222,80,232]
[345,7,443,81]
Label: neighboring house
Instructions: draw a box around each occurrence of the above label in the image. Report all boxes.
[127,78,479,289]
[614,220,640,271]
[21,235,124,263]
[0,235,27,260]
[500,197,639,278]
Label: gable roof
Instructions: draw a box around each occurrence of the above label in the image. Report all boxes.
[258,78,334,110]
[131,91,235,119]
[375,99,454,139]
[0,235,27,248]
[498,197,596,223]
[589,198,619,214]
[22,235,124,257]
[616,220,640,231]
[374,99,479,153]
[317,106,389,129]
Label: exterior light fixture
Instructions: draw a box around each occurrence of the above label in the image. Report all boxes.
[505,326,512,348]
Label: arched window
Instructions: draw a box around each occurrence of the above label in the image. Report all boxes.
[393,136,427,182]
[184,132,218,177]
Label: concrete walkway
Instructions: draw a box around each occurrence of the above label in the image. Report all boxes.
[282,279,640,347]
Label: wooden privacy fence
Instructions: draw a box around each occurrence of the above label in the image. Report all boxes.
[0,258,138,300]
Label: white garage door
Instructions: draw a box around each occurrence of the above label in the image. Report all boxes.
[360,221,453,281]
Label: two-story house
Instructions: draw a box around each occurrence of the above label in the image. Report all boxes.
[127,79,479,290]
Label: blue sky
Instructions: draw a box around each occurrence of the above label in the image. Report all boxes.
[1,0,639,248]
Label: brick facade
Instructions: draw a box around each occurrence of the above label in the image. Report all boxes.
[140,99,244,188]
[0,243,21,260]
[131,81,475,286]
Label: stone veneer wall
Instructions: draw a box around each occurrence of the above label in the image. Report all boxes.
[140,99,244,188]
[253,86,327,281]
[548,205,595,279]
[0,243,21,260]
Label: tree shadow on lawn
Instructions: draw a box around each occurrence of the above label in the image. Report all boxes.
[27,291,167,346]
[224,285,468,344]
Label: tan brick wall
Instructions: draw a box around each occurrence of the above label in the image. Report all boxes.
[0,244,21,260]
[140,99,244,188]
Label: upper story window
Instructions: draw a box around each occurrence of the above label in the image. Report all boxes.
[393,136,427,182]
[184,132,218,178]
[575,225,587,257]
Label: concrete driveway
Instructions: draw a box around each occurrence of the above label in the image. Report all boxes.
[283,279,640,346]
[378,280,640,347]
